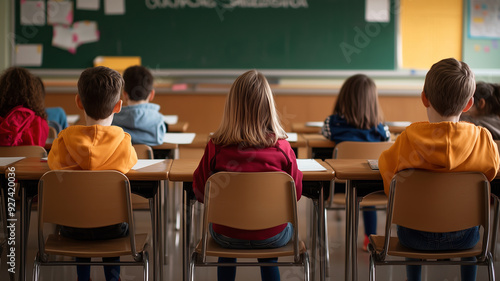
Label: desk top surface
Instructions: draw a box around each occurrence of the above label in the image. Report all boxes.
[5,158,171,181]
[291,122,322,134]
[168,159,335,182]
[325,159,382,181]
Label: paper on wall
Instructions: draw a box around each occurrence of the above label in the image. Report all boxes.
[104,0,125,15]
[20,1,45,26]
[76,0,100,10]
[365,0,390,23]
[15,44,43,66]
[47,1,74,25]
[52,25,77,54]
[73,21,100,45]
[105,0,125,15]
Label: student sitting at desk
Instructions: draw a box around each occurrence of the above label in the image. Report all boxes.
[193,70,302,281]
[379,58,499,281]
[321,74,390,251]
[0,67,49,146]
[112,65,166,146]
[460,82,500,140]
[48,66,138,281]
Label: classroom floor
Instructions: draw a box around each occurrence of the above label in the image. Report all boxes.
[2,187,500,281]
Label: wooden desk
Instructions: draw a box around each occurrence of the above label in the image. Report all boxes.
[6,158,171,281]
[169,158,334,281]
[324,159,382,281]
[291,122,322,134]
[303,134,336,159]
[169,121,189,133]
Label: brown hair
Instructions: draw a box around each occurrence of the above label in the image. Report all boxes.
[333,74,383,129]
[423,58,476,117]
[0,67,46,119]
[211,70,286,147]
[123,65,154,101]
[77,66,123,120]
[472,82,500,116]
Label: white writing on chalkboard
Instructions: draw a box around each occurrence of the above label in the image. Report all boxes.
[145,0,308,9]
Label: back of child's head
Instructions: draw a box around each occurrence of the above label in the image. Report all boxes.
[423,58,475,117]
[77,66,123,120]
[0,67,46,119]
[333,74,383,130]
[473,82,500,116]
[123,65,154,101]
[211,69,286,147]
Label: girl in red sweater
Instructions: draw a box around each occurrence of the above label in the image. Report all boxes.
[193,70,302,281]
[0,67,48,146]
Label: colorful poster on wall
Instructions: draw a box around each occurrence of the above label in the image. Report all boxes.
[469,0,500,38]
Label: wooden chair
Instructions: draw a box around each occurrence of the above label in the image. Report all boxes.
[133,144,154,160]
[33,170,149,281]
[132,144,155,210]
[328,141,394,208]
[0,145,47,157]
[189,172,309,281]
[368,169,495,281]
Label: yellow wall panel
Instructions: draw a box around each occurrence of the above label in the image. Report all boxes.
[401,0,463,69]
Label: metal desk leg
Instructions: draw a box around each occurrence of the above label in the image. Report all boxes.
[345,180,355,281]
[311,199,317,281]
[149,198,157,281]
[318,183,326,281]
[155,187,163,281]
[182,185,191,281]
[20,186,33,281]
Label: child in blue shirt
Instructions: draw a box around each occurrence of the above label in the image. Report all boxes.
[322,74,390,251]
[112,65,166,146]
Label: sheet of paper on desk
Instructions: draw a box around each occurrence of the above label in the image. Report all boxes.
[367,159,379,170]
[163,115,178,124]
[66,114,80,124]
[132,159,165,170]
[297,159,327,172]
[163,133,196,144]
[287,132,298,142]
[305,121,323,127]
[0,157,25,166]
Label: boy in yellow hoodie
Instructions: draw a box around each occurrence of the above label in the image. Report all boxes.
[48,66,138,281]
[379,58,499,281]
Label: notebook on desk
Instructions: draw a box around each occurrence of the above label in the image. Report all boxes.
[367,159,379,170]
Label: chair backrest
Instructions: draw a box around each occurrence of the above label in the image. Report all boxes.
[133,144,154,159]
[333,141,393,159]
[204,172,297,230]
[38,170,132,228]
[48,127,58,139]
[0,145,47,157]
[202,171,300,260]
[385,169,490,257]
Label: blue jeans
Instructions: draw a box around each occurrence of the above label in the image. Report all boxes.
[397,225,480,281]
[209,223,293,281]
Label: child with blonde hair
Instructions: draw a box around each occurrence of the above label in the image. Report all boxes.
[193,70,302,281]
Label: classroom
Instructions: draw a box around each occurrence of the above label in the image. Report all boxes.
[1,0,500,281]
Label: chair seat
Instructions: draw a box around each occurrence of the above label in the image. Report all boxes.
[369,235,483,260]
[45,233,149,258]
[195,237,307,259]
[332,191,387,207]
[131,194,150,210]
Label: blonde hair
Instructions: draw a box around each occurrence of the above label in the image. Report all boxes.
[333,74,383,129]
[423,58,476,117]
[211,70,287,147]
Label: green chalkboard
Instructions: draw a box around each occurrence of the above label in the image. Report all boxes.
[15,0,396,70]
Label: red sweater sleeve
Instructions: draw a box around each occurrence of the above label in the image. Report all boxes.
[193,141,215,203]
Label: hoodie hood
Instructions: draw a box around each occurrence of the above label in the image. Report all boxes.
[0,105,48,146]
[48,125,137,173]
[379,121,499,194]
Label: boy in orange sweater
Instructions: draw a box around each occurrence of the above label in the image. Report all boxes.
[379,58,499,281]
[48,66,138,281]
